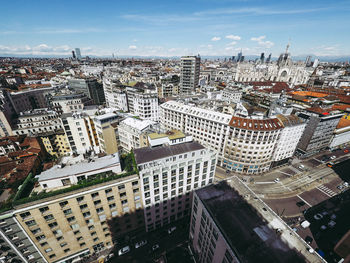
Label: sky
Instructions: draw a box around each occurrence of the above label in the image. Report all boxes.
[0,0,349,58]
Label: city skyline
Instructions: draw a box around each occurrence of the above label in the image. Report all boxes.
[1,0,350,58]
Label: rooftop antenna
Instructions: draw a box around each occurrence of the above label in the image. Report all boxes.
[285,38,291,54]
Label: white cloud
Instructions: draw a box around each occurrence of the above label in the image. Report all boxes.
[227,41,237,46]
[128,45,137,50]
[225,35,241,40]
[211,36,221,41]
[251,36,274,48]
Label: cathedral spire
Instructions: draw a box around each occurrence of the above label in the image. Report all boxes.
[285,39,291,54]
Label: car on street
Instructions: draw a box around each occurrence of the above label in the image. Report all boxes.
[226,170,230,174]
[274,178,280,183]
[118,246,130,256]
[337,185,344,190]
[152,244,159,251]
[330,155,336,160]
[314,213,323,220]
[168,226,177,234]
[328,220,336,228]
[296,201,305,207]
[298,164,305,170]
[292,227,299,232]
[344,182,349,187]
[320,225,327,230]
[344,149,349,153]
[135,240,147,249]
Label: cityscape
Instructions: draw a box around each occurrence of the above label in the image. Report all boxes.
[1,1,350,263]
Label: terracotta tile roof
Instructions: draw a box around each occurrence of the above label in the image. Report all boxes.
[228,116,283,131]
[289,91,328,98]
[337,117,350,129]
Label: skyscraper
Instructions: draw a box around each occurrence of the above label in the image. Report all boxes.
[72,50,76,59]
[260,52,265,63]
[180,55,200,94]
[236,50,242,62]
[75,48,82,60]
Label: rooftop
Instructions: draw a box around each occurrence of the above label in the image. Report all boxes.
[121,117,156,131]
[229,116,283,131]
[148,129,185,140]
[134,141,204,165]
[37,154,120,182]
[196,178,323,263]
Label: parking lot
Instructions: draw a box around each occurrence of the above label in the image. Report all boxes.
[110,217,192,263]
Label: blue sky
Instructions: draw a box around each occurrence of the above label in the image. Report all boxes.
[0,0,349,57]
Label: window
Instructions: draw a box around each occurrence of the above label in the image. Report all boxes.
[76,196,84,202]
[91,192,99,198]
[39,206,49,213]
[118,185,125,190]
[63,209,72,215]
[59,201,68,207]
[20,212,31,219]
[96,207,104,214]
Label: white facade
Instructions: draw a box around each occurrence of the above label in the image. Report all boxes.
[13,109,62,136]
[330,127,350,148]
[61,112,99,154]
[273,115,306,162]
[37,154,122,190]
[134,141,217,231]
[221,88,242,103]
[118,118,157,152]
[161,101,303,174]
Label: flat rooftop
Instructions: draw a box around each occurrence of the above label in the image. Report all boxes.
[134,141,204,165]
[196,178,324,263]
[148,130,185,140]
[37,154,120,182]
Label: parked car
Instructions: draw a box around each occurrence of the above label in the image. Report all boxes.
[168,226,177,234]
[328,220,336,228]
[118,246,130,256]
[298,164,305,170]
[135,240,147,249]
[330,155,336,160]
[344,149,349,153]
[274,178,280,183]
[320,225,327,230]
[152,244,160,251]
[344,182,349,187]
[337,185,344,190]
[314,213,323,220]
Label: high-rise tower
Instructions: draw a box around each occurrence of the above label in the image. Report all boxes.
[180,55,200,94]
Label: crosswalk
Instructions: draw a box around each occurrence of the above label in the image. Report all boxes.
[316,185,337,197]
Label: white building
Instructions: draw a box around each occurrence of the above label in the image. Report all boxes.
[272,114,306,164]
[134,140,217,231]
[118,117,157,153]
[51,92,92,114]
[36,154,122,190]
[61,112,100,154]
[13,109,62,136]
[221,87,242,103]
[161,101,303,174]
[103,80,159,121]
[180,56,200,94]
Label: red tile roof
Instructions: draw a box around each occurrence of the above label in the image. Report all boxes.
[228,116,283,131]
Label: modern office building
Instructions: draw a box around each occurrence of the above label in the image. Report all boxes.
[189,178,324,263]
[75,48,82,60]
[134,140,217,232]
[297,107,343,156]
[68,78,105,105]
[180,56,200,94]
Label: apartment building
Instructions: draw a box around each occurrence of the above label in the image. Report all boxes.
[93,113,124,155]
[180,56,200,94]
[221,87,242,103]
[189,179,323,263]
[40,131,71,157]
[50,93,92,115]
[134,140,217,232]
[297,107,343,156]
[161,101,304,174]
[118,118,157,153]
[12,173,143,263]
[0,212,47,263]
[13,109,62,136]
[61,112,99,154]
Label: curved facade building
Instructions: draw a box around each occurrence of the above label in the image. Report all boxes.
[161,101,304,175]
